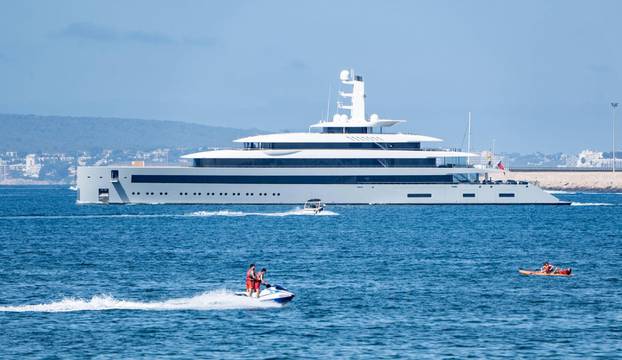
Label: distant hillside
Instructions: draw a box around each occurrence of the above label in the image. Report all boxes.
[0,114,261,152]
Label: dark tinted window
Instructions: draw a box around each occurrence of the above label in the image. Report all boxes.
[499,193,515,197]
[193,158,435,168]
[463,193,476,198]
[251,142,421,150]
[322,127,368,134]
[133,174,454,184]
[407,193,432,198]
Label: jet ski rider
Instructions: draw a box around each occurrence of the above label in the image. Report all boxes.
[254,268,268,298]
[246,264,257,297]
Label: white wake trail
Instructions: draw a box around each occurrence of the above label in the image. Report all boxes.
[0,290,279,313]
[545,190,576,195]
[189,209,339,217]
[570,202,614,206]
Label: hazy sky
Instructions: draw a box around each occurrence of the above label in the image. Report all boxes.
[1,1,621,153]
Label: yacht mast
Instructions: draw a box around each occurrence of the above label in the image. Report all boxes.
[337,69,366,121]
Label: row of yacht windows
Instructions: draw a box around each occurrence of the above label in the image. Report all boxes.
[193,158,436,168]
[130,191,281,196]
[408,193,516,198]
[243,142,421,150]
[123,191,515,198]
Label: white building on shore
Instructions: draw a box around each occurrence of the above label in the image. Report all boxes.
[576,150,622,169]
[24,154,41,178]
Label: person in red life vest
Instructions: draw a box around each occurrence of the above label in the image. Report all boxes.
[254,268,268,298]
[245,263,257,297]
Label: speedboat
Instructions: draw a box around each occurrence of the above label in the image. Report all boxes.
[302,199,325,214]
[236,284,295,304]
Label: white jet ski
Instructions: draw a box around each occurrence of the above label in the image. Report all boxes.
[235,284,295,304]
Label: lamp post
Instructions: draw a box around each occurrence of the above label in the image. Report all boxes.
[613,102,619,173]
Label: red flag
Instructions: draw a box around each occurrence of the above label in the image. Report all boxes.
[497,161,505,171]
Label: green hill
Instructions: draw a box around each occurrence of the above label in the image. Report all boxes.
[0,114,261,153]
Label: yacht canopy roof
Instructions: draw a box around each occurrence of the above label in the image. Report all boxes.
[182,149,476,160]
[309,119,405,128]
[234,132,442,143]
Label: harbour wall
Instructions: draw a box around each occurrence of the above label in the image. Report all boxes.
[496,169,622,192]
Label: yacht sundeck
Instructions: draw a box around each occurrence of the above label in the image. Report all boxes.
[77,69,564,205]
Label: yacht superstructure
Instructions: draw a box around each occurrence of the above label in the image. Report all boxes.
[77,70,564,205]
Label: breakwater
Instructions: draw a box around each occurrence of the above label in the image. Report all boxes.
[497,170,622,192]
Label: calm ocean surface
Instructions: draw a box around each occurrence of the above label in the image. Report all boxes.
[0,186,620,358]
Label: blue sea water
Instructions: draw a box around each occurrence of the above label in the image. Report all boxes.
[0,186,621,358]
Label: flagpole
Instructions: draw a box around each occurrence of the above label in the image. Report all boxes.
[613,102,618,173]
[491,139,495,168]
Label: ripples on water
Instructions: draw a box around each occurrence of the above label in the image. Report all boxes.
[0,186,620,358]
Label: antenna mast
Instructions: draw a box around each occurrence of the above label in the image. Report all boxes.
[325,85,331,122]
[467,112,471,165]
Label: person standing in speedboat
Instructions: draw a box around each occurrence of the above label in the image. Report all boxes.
[254,268,268,298]
[246,264,257,297]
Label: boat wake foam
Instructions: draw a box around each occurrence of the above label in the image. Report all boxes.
[189,209,339,217]
[0,290,279,313]
[570,202,614,206]
[545,190,576,195]
[0,214,179,220]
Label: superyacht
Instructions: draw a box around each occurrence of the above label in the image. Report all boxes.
[77,70,563,205]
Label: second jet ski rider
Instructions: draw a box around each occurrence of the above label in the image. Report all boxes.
[254,268,268,297]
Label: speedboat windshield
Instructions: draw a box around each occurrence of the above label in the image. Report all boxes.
[304,199,323,209]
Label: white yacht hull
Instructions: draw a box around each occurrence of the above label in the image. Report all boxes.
[77,166,565,205]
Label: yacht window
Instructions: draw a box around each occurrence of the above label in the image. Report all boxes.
[462,193,475,198]
[499,193,515,198]
[407,193,432,198]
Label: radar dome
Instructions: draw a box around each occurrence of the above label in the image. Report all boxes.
[339,70,350,81]
[340,114,349,122]
[370,114,379,121]
[332,114,340,122]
